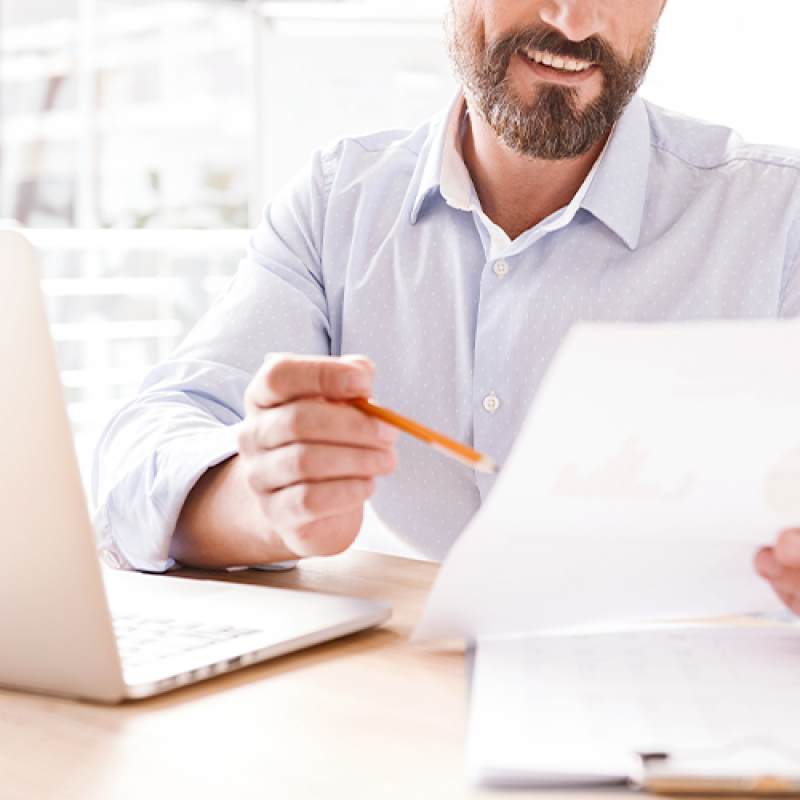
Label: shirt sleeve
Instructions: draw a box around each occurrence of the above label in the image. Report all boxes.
[779,215,800,318]
[92,151,335,572]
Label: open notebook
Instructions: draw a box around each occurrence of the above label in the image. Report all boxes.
[469,626,800,789]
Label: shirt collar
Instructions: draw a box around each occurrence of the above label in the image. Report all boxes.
[439,94,475,212]
[581,93,650,250]
[410,91,463,225]
[411,91,652,251]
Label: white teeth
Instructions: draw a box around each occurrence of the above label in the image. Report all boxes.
[523,48,592,73]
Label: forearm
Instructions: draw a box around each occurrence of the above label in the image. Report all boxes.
[172,455,299,569]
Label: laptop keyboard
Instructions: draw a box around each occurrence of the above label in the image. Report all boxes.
[112,615,261,669]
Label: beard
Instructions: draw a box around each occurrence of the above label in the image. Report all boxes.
[445,12,656,160]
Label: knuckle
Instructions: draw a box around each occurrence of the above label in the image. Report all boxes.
[294,483,321,516]
[351,413,375,442]
[283,404,308,440]
[276,444,301,479]
[356,477,376,501]
[369,448,394,474]
[242,460,263,493]
[292,520,317,547]
[318,360,346,397]
[339,478,372,506]
[246,358,289,410]
[339,481,360,505]
[292,444,316,476]
[240,412,274,452]
[368,418,386,441]
[237,424,254,453]
[262,360,287,396]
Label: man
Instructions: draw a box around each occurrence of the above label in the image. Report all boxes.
[94,0,800,613]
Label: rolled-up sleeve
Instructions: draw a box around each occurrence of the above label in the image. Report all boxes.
[92,152,334,572]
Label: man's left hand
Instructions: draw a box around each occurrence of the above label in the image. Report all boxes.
[756,529,800,614]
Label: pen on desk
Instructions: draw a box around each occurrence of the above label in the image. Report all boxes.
[347,396,498,474]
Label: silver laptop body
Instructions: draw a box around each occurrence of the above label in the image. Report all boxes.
[0,230,390,703]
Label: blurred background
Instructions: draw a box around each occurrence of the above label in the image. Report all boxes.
[1,0,799,483]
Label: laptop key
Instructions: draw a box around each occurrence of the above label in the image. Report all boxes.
[112,615,260,668]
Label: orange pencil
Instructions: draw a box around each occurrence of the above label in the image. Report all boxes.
[348,397,498,474]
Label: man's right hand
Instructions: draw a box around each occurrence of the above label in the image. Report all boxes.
[237,354,398,557]
[172,354,398,568]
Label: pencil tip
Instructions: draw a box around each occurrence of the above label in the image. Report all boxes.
[476,457,499,474]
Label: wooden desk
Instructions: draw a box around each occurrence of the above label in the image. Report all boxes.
[0,551,633,800]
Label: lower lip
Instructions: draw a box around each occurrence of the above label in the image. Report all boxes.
[514,52,599,86]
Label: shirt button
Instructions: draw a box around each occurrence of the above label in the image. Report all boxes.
[483,392,500,413]
[100,547,124,569]
[493,260,509,279]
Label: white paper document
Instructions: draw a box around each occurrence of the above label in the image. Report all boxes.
[415,321,800,640]
[468,627,800,787]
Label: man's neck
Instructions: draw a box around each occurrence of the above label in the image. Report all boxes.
[461,100,608,241]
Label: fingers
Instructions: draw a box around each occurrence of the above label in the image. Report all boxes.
[240,400,398,452]
[242,442,397,493]
[237,354,396,559]
[755,555,800,614]
[262,481,375,557]
[755,532,800,615]
[775,529,800,568]
[245,354,374,412]
[282,505,370,558]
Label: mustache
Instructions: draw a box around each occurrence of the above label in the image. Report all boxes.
[485,25,623,72]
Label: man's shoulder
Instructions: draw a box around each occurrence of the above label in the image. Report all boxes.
[317,107,447,169]
[643,98,800,177]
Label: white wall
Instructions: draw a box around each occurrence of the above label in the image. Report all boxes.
[642,0,800,148]
[256,0,800,213]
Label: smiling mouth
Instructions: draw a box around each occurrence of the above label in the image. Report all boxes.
[520,48,594,74]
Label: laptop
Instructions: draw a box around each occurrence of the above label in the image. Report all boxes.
[0,229,390,703]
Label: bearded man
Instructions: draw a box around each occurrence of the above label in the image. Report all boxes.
[94,1,800,613]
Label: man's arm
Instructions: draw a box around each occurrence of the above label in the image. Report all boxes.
[92,147,363,572]
[171,355,398,568]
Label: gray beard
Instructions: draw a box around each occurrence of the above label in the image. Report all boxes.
[446,17,655,160]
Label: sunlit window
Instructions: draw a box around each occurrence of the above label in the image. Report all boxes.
[1,0,797,480]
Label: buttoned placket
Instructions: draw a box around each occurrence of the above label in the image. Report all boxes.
[493,260,509,279]
[436,93,610,504]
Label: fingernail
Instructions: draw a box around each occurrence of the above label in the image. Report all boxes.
[343,371,369,396]
[756,550,783,579]
[377,422,398,443]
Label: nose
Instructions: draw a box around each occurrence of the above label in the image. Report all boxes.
[539,1,608,42]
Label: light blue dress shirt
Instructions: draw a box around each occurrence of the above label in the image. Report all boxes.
[92,92,800,572]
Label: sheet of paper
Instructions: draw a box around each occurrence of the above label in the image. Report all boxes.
[415,321,800,640]
[468,626,800,788]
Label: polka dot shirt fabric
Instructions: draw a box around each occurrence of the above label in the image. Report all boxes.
[93,93,800,572]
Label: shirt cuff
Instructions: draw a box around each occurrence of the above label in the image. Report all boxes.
[250,561,299,571]
[94,424,240,573]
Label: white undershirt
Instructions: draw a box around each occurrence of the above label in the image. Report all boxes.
[438,94,610,260]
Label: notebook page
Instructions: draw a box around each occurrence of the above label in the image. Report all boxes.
[468,626,800,787]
